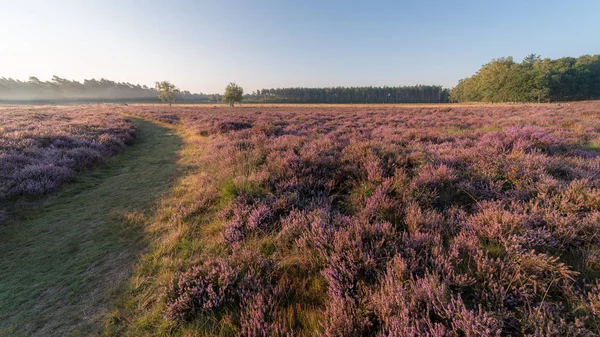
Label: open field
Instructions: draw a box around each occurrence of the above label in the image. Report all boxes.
[94,101,600,336]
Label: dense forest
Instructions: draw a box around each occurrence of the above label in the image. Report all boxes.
[244,85,450,103]
[0,76,208,103]
[451,54,600,103]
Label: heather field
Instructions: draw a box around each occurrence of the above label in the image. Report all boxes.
[0,106,136,201]
[5,1,600,336]
[100,102,600,336]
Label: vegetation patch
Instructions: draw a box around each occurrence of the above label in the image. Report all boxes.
[105,102,600,336]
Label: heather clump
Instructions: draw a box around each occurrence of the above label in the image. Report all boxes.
[221,196,275,244]
[372,263,502,337]
[118,102,600,335]
[164,249,290,335]
[154,112,180,124]
[216,121,253,133]
[164,258,240,321]
[322,218,398,336]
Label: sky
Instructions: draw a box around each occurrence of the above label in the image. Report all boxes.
[0,0,599,94]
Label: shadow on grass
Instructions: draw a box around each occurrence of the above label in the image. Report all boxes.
[0,119,182,337]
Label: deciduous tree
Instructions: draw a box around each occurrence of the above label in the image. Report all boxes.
[155,81,179,106]
[223,82,243,107]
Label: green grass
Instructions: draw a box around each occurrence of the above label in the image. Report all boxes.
[100,126,229,336]
[585,139,600,152]
[0,119,182,337]
[443,126,467,136]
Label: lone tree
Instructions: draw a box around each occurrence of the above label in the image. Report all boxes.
[155,81,179,106]
[223,82,243,107]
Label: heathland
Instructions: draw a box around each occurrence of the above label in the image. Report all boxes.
[2,102,600,336]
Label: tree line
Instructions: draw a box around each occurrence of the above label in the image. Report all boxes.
[244,85,450,103]
[0,77,449,104]
[4,53,599,104]
[0,76,208,103]
[451,54,600,103]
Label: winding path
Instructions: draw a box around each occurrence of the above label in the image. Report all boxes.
[0,119,181,336]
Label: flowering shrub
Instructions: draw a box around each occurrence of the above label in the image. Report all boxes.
[122,102,600,335]
[0,106,136,201]
[164,258,240,321]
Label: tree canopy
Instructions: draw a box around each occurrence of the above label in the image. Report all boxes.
[451,54,600,103]
[155,81,179,106]
[223,82,244,107]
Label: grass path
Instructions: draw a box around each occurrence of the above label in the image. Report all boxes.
[0,119,182,337]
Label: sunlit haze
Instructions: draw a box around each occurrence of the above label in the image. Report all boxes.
[1,0,599,93]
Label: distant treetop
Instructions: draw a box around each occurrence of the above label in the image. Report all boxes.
[223,82,244,107]
[155,81,179,106]
[451,54,600,103]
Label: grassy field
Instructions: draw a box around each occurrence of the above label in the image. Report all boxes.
[0,119,182,336]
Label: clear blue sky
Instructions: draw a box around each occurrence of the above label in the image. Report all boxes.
[1,0,599,93]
